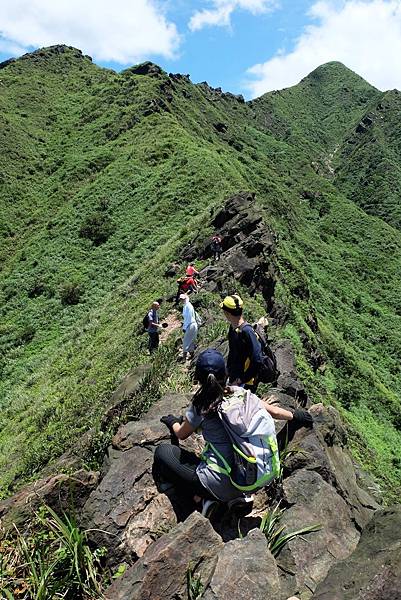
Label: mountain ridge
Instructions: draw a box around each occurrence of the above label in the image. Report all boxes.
[0,46,401,504]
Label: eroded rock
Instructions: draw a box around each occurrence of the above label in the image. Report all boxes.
[284,404,379,529]
[0,469,99,532]
[277,469,360,598]
[313,506,401,600]
[104,512,223,600]
[203,528,281,600]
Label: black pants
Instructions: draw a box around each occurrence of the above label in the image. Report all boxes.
[148,331,159,353]
[153,444,215,500]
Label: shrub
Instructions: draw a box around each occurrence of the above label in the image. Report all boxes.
[79,212,114,246]
[59,281,83,306]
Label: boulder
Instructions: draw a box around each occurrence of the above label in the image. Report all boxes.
[104,512,223,600]
[82,392,201,564]
[101,364,151,427]
[274,340,309,406]
[276,469,360,598]
[284,404,379,529]
[313,506,401,600]
[0,469,99,532]
[203,528,281,600]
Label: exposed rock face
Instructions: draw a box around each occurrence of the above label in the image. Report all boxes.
[274,339,309,406]
[284,404,380,530]
[313,506,401,600]
[82,393,193,565]
[100,364,151,427]
[203,529,281,600]
[104,512,223,600]
[181,192,277,310]
[0,469,99,531]
[277,469,360,598]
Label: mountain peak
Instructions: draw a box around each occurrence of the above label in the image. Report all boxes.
[11,44,93,67]
[301,61,378,92]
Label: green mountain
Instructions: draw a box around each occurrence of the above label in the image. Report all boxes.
[1,46,401,501]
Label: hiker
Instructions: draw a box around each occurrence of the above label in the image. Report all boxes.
[179,293,198,361]
[146,301,162,354]
[211,234,222,261]
[186,263,200,278]
[221,294,271,393]
[174,274,198,305]
[154,349,312,517]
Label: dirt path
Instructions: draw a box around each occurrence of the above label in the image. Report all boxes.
[160,310,182,342]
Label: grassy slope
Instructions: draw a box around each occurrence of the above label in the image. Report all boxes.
[0,49,400,500]
[334,89,401,229]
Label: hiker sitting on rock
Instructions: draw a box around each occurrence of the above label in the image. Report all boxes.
[179,293,198,361]
[174,274,198,305]
[154,349,312,518]
[211,234,223,261]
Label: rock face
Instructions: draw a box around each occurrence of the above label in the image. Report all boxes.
[0,469,99,531]
[181,192,277,310]
[277,469,360,598]
[81,393,193,565]
[283,404,380,530]
[104,512,223,600]
[203,529,281,600]
[313,506,401,600]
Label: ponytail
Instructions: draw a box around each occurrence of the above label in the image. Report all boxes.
[192,373,226,415]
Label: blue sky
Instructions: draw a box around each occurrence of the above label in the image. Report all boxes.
[1,1,401,98]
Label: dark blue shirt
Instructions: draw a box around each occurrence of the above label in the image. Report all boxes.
[227,323,264,383]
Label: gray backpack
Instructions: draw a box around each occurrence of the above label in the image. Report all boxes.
[204,387,280,492]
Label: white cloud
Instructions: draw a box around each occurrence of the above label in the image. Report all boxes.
[246,0,401,97]
[0,0,180,64]
[189,0,277,31]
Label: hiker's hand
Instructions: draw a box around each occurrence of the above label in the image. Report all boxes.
[160,415,183,433]
[292,409,313,428]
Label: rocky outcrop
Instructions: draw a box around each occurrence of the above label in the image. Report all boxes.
[81,393,204,565]
[180,192,277,310]
[0,469,99,531]
[283,404,380,530]
[277,469,360,598]
[273,339,309,406]
[104,512,223,600]
[313,506,401,600]
[203,529,281,600]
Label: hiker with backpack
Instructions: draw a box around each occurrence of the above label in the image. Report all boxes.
[174,274,198,305]
[179,293,199,361]
[211,234,223,261]
[221,294,277,393]
[154,348,312,518]
[145,301,163,354]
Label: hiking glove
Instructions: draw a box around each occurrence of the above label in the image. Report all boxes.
[292,409,313,428]
[160,414,183,433]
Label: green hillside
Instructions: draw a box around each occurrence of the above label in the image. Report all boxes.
[1,46,401,500]
[334,89,401,229]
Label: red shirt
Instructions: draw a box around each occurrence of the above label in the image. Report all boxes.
[180,277,196,291]
[186,265,197,276]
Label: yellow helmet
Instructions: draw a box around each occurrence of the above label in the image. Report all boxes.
[220,294,244,314]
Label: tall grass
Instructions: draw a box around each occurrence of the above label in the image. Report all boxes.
[0,505,107,599]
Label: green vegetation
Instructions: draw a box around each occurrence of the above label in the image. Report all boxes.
[258,503,321,557]
[0,504,106,599]
[0,46,401,501]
